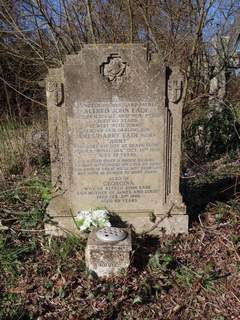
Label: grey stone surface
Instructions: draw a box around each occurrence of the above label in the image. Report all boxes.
[85,228,132,277]
[46,44,188,235]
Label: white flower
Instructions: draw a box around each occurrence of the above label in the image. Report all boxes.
[75,208,111,233]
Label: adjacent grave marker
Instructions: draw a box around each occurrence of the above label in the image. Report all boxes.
[85,227,132,277]
[46,44,188,235]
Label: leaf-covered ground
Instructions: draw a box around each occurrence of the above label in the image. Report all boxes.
[0,166,239,320]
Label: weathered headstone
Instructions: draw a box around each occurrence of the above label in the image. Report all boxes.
[46,44,188,236]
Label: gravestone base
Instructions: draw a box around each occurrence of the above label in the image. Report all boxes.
[45,195,71,237]
[120,213,188,235]
[45,195,188,236]
[85,228,132,277]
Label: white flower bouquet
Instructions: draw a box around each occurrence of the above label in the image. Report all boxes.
[74,208,111,233]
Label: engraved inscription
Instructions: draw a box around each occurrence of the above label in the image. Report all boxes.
[69,100,163,207]
[90,250,128,269]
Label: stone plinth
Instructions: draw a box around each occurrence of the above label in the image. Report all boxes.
[85,228,132,277]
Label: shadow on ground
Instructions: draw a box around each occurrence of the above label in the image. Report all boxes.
[181,176,239,225]
[111,175,239,268]
[132,234,161,270]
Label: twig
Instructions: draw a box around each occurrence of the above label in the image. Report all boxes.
[0,75,46,108]
[86,0,96,44]
[127,0,133,43]
[139,3,160,53]
[10,228,45,232]
[141,205,174,235]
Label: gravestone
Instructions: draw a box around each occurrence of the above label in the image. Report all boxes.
[46,44,188,236]
[85,227,132,277]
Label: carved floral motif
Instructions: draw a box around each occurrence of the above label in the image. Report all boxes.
[101,53,127,88]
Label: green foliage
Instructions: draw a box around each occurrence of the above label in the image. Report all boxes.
[0,118,49,177]
[48,235,85,265]
[214,202,226,224]
[200,263,217,289]
[0,171,50,208]
[132,295,142,304]
[26,177,51,206]
[212,200,239,226]
[175,266,195,287]
[0,291,29,320]
[184,107,240,162]
[230,234,240,245]
[148,250,173,271]
[58,284,68,299]
[236,263,240,273]
[132,277,162,305]
[0,234,36,277]
[20,208,45,229]
[44,280,54,289]
[233,103,240,123]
